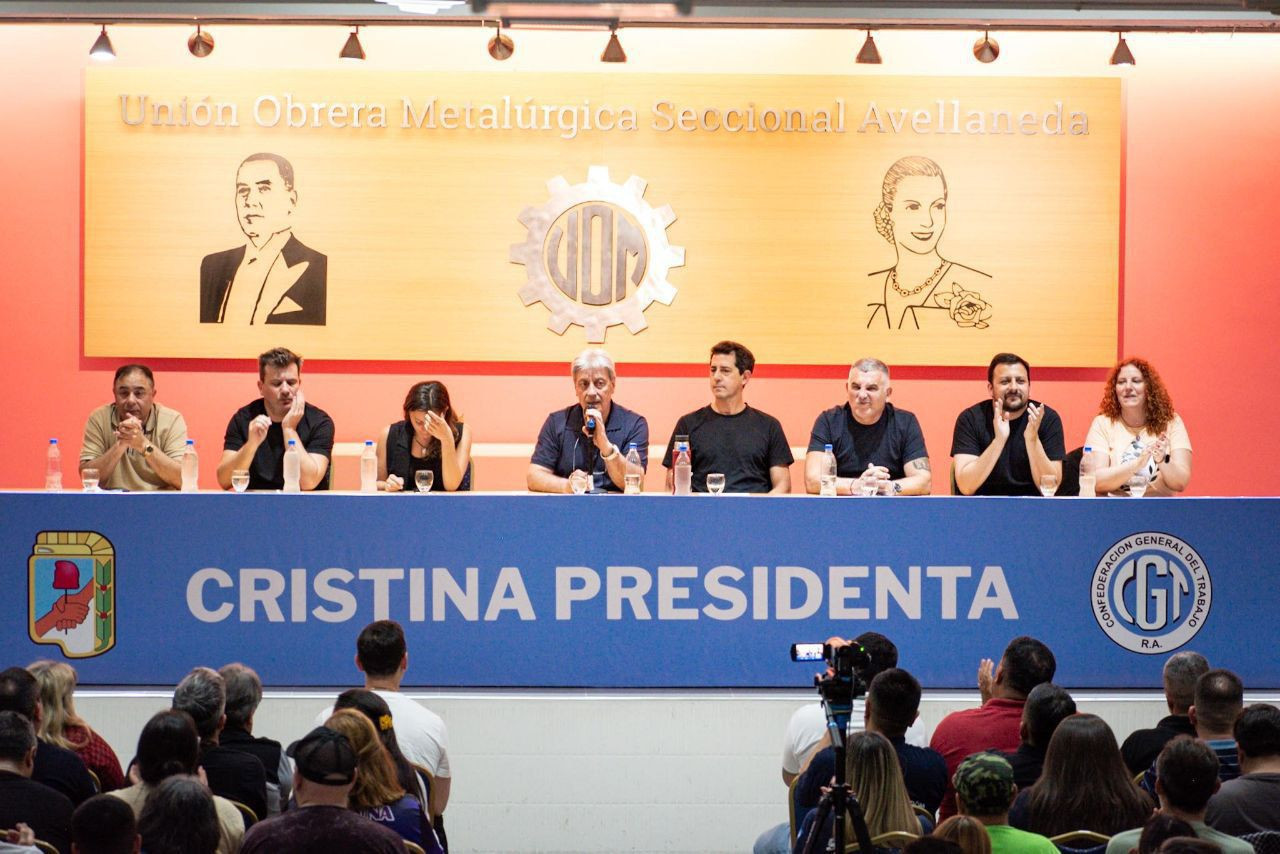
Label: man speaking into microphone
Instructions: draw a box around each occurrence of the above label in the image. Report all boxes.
[528,348,650,493]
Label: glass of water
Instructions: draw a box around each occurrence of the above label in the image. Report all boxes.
[569,471,590,494]
[415,471,435,493]
[1039,474,1059,497]
[706,473,725,495]
[231,469,250,493]
[1127,472,1149,498]
[81,468,99,492]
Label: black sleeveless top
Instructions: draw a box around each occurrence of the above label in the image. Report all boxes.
[386,419,471,491]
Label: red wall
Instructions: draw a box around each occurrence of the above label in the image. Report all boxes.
[1,26,1277,493]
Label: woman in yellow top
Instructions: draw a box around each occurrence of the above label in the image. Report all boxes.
[1085,358,1192,496]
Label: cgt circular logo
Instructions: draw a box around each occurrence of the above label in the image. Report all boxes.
[1092,532,1210,654]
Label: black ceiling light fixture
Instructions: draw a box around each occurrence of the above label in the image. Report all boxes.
[188,24,214,58]
[1110,32,1136,65]
[973,30,1000,63]
[340,25,366,60]
[488,21,514,60]
[89,25,116,61]
[601,26,626,63]
[856,30,882,64]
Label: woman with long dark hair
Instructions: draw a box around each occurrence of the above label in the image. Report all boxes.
[1010,713,1152,837]
[377,381,472,492]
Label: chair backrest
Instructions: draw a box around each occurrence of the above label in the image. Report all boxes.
[842,832,921,853]
[913,804,933,821]
[1057,446,1084,495]
[788,775,801,850]
[86,767,102,792]
[34,841,58,854]
[404,842,427,854]
[1049,831,1111,846]
[227,798,259,828]
[411,762,438,821]
[1241,831,1280,854]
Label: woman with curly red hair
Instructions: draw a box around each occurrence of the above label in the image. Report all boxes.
[1086,358,1192,496]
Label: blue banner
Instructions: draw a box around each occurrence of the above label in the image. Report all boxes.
[4,494,1276,689]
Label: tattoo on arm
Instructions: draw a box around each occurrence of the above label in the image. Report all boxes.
[908,457,931,473]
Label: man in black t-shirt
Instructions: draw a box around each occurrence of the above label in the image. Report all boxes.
[216,347,335,491]
[805,357,931,495]
[662,341,793,494]
[951,352,1065,496]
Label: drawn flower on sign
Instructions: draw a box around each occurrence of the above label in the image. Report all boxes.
[936,283,992,329]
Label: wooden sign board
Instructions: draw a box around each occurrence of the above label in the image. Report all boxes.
[84,69,1120,366]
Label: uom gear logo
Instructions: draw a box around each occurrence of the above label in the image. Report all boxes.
[1091,532,1210,654]
[28,531,116,659]
[511,165,683,343]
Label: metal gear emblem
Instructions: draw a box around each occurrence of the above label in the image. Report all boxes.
[511,165,683,342]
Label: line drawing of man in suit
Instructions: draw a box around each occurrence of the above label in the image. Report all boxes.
[200,152,327,325]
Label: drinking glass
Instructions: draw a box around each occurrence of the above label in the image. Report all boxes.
[231,469,250,493]
[624,473,642,494]
[569,471,590,495]
[1039,474,1059,497]
[81,468,99,492]
[1127,472,1149,498]
[415,471,435,493]
[706,473,725,495]
[858,476,878,497]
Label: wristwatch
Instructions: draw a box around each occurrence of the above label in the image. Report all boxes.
[600,444,620,462]
[143,443,155,457]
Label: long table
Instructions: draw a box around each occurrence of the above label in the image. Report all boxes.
[6,492,1277,689]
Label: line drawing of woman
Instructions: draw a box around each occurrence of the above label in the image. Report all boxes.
[867,156,993,331]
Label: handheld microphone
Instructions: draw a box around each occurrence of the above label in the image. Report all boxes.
[585,407,600,432]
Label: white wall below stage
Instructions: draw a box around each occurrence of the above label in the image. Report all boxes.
[68,689,1261,853]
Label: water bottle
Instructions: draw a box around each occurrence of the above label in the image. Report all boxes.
[674,440,692,495]
[45,438,62,492]
[360,440,377,493]
[820,444,838,496]
[181,439,199,492]
[1078,445,1096,498]
[624,443,643,494]
[283,438,301,492]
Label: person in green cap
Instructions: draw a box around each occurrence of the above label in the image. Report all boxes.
[952,752,1056,854]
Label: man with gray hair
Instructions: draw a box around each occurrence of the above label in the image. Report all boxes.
[218,663,291,816]
[172,666,268,822]
[1122,651,1210,774]
[804,357,931,495]
[528,348,649,493]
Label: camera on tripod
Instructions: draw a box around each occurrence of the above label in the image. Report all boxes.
[790,640,872,718]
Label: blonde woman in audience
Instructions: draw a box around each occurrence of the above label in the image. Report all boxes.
[324,709,443,854]
[795,731,923,852]
[27,660,125,791]
[934,815,993,854]
[1087,358,1192,496]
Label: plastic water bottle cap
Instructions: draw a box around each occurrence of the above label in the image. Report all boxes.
[629,442,637,449]
[186,439,195,446]
[824,444,833,452]
[365,440,374,446]
[1083,445,1093,453]
[288,439,297,447]
[49,438,58,444]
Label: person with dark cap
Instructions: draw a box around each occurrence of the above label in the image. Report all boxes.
[240,726,404,854]
[931,636,1057,819]
[994,683,1077,789]
[952,753,1056,854]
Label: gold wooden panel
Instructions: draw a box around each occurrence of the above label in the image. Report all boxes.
[84,70,1120,366]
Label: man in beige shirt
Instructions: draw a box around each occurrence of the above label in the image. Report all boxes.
[80,364,187,490]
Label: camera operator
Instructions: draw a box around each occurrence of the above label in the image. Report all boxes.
[753,633,929,854]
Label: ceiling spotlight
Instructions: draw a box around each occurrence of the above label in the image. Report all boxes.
[188,25,214,58]
[973,31,999,63]
[89,25,116,61]
[855,30,881,65]
[340,26,366,60]
[487,23,514,60]
[1110,32,1136,66]
[601,28,626,63]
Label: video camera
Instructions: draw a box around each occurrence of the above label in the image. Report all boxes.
[790,640,872,721]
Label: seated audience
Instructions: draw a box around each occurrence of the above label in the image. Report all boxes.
[0,823,37,854]
[1139,814,1200,854]
[239,727,404,854]
[0,711,72,854]
[995,683,1076,790]
[333,690,429,816]
[794,731,923,853]
[1123,652,1209,775]
[324,709,442,853]
[378,381,473,492]
[108,710,244,854]
[1009,713,1151,837]
[172,667,268,823]
[931,637,1057,819]
[1106,737,1253,854]
[70,794,140,854]
[1086,357,1192,496]
[951,753,1056,854]
[1142,670,1244,799]
[1206,704,1280,835]
[136,776,220,854]
[933,815,992,854]
[0,668,95,806]
[27,662,125,792]
[217,664,289,816]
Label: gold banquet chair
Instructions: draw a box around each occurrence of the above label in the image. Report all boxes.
[227,798,259,828]
[404,843,427,854]
[844,830,922,852]
[33,842,58,854]
[1050,831,1112,848]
